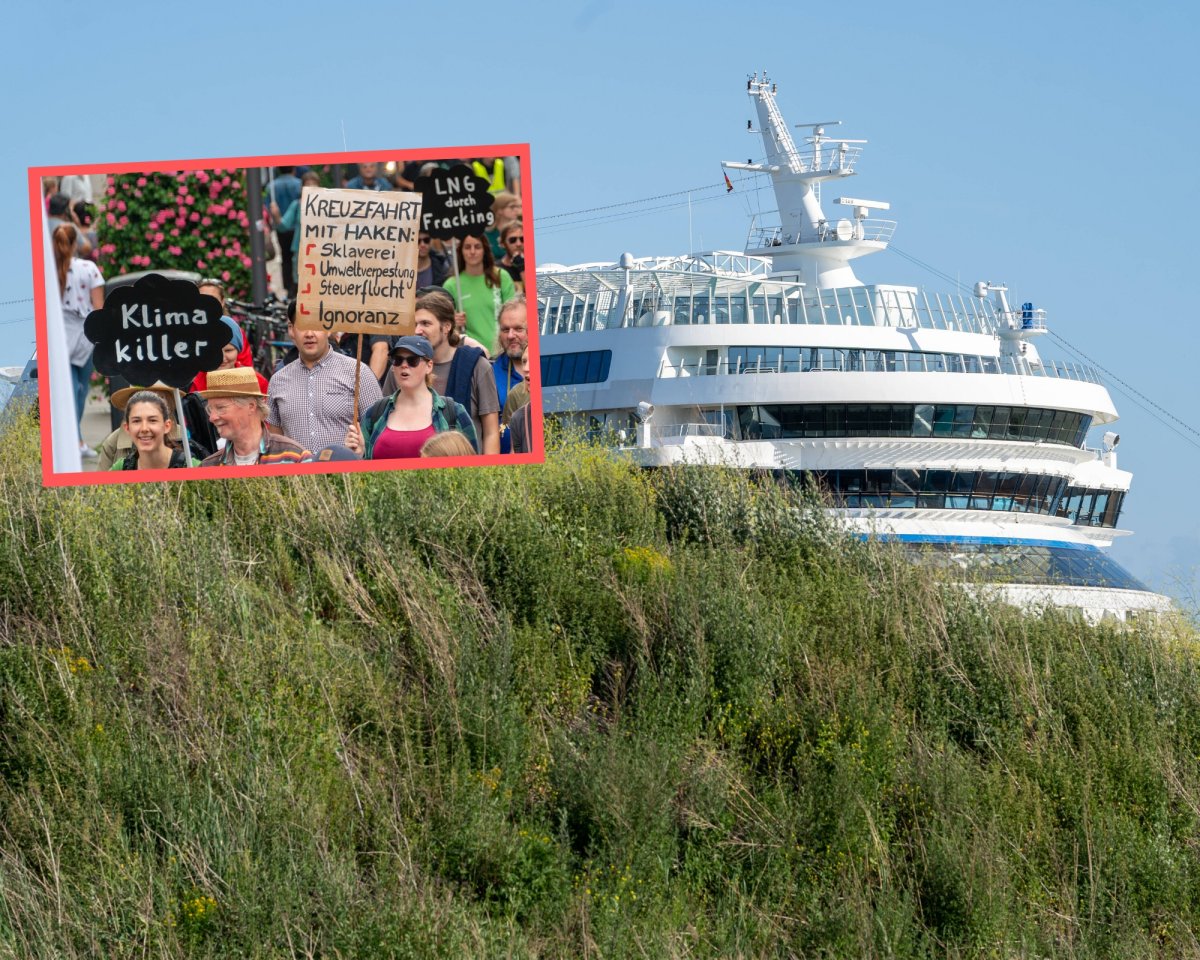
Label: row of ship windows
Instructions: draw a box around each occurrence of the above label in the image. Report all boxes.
[795,469,1124,528]
[729,346,1031,376]
[739,403,1092,448]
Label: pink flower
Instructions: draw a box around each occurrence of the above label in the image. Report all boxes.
[115,200,126,212]
[118,216,129,227]
[106,175,115,187]
[185,195,195,205]
[241,255,253,268]
[177,207,187,219]
[176,173,187,183]
[221,270,230,281]
[223,247,234,258]
[105,212,116,226]
[136,177,147,187]
[133,189,142,198]
[201,217,211,226]
[196,171,209,183]
[175,218,186,228]
[153,232,164,242]
[177,184,188,196]
[168,245,182,256]
[150,241,161,250]
[188,211,199,222]
[197,239,207,248]
[227,209,238,220]
[170,228,180,237]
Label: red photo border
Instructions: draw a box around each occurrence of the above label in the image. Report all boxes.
[28,143,542,487]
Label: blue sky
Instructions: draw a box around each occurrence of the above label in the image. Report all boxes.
[2,1,1197,599]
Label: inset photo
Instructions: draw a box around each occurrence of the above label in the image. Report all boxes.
[27,149,539,485]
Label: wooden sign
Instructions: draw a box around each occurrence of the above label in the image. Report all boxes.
[294,187,423,336]
[84,273,230,389]
[414,164,495,240]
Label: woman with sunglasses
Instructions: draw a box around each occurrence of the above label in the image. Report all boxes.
[441,233,515,351]
[416,231,452,289]
[344,336,477,460]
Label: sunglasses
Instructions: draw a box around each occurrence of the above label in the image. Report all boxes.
[418,236,431,244]
[392,354,427,368]
[506,236,524,244]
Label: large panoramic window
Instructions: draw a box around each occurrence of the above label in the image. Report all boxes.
[541,350,613,387]
[785,468,1124,528]
[738,403,1091,448]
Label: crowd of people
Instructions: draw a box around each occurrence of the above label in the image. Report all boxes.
[44,157,537,471]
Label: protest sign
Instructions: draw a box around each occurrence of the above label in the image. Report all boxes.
[294,187,422,336]
[414,164,495,240]
[84,273,229,390]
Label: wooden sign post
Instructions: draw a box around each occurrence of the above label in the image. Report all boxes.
[294,187,422,420]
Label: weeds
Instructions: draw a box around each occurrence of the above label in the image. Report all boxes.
[0,412,1197,957]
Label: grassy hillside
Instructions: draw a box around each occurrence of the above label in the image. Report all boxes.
[1,415,1199,958]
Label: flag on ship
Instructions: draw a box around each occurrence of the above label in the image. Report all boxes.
[723,172,734,193]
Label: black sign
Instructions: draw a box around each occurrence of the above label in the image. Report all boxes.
[414,164,495,239]
[84,273,230,390]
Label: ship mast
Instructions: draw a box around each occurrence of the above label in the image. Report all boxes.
[723,73,895,289]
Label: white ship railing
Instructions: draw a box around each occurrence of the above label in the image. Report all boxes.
[652,423,725,441]
[747,217,897,248]
[659,352,1101,385]
[539,278,1000,336]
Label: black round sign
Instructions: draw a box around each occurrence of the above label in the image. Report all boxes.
[414,164,495,240]
[84,273,231,390]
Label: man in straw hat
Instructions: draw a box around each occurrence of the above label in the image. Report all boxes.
[199,368,311,466]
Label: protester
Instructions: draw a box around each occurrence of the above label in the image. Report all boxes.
[267,318,382,453]
[53,223,104,457]
[271,171,321,291]
[190,317,267,394]
[492,298,528,409]
[413,293,500,454]
[442,233,516,350]
[415,229,452,289]
[507,343,537,455]
[196,279,253,369]
[266,167,302,298]
[97,383,186,470]
[334,330,392,384]
[420,431,476,457]
[345,336,476,460]
[109,391,200,470]
[345,162,391,191]
[497,221,525,290]
[47,195,92,256]
[486,191,522,259]
[200,368,311,466]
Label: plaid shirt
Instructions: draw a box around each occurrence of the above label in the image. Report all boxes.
[359,389,478,458]
[267,347,382,453]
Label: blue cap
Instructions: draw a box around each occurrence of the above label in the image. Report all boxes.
[315,444,361,462]
[390,335,433,360]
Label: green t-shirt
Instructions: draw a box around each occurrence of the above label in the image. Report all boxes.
[443,269,515,352]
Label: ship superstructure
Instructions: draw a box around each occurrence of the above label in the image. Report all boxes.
[536,74,1168,620]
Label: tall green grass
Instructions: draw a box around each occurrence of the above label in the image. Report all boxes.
[1,413,1198,958]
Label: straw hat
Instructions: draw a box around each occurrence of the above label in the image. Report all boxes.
[111,381,176,411]
[197,367,267,399]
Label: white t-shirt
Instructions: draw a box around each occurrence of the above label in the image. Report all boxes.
[62,258,104,318]
[61,258,104,366]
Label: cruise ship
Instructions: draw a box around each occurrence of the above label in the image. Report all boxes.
[536,74,1169,621]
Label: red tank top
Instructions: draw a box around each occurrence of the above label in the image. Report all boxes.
[372,423,437,459]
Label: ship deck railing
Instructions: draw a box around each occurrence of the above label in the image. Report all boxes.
[659,352,1102,384]
[652,423,726,442]
[746,217,897,249]
[540,279,1006,337]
